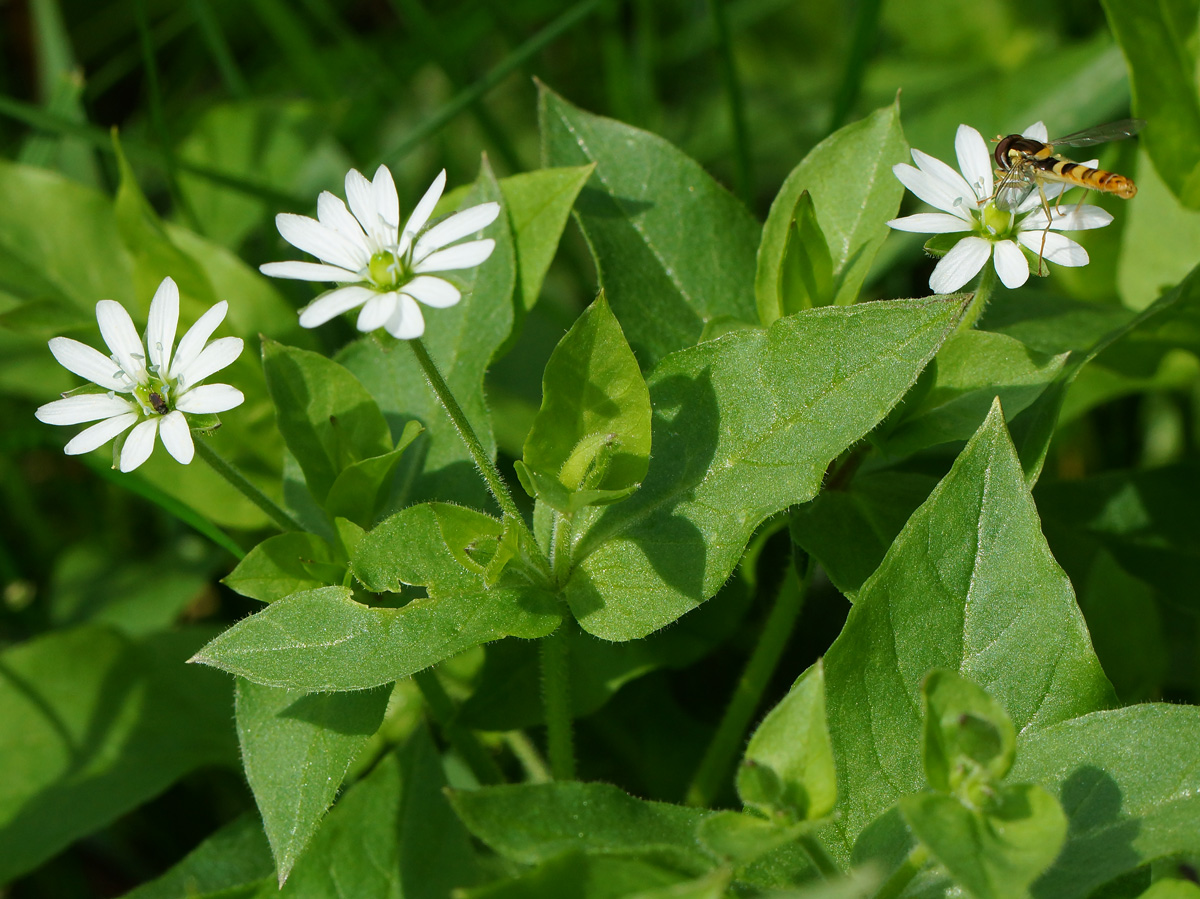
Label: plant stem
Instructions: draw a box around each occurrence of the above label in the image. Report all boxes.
[413,669,505,785]
[407,340,546,562]
[540,622,576,780]
[194,438,304,532]
[708,0,752,205]
[798,833,841,879]
[872,844,930,899]
[957,261,996,333]
[505,730,552,783]
[685,556,812,807]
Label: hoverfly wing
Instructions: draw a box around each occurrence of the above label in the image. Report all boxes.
[1049,118,1146,149]
[993,166,1036,212]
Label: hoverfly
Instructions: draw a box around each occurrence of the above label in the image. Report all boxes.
[991,120,1143,268]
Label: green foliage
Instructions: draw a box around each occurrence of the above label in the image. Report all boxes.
[4,4,1200,897]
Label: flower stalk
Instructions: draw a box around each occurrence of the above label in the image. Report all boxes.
[193,438,304,533]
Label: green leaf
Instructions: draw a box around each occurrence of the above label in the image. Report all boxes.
[120,814,273,899]
[738,660,837,824]
[756,100,907,316]
[222,532,344,603]
[900,784,1068,899]
[457,851,697,899]
[777,191,836,320]
[563,295,966,640]
[261,339,393,505]
[877,330,1068,458]
[235,678,391,884]
[920,669,1016,797]
[448,781,712,873]
[789,467,938,597]
[196,503,560,689]
[193,580,556,691]
[539,83,760,368]
[0,626,237,883]
[277,725,478,898]
[1012,704,1200,898]
[1101,0,1200,207]
[695,811,804,866]
[1139,882,1200,899]
[521,292,651,506]
[323,419,424,528]
[500,164,595,314]
[820,402,1115,861]
[338,157,516,509]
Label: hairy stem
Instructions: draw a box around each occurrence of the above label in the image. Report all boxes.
[685,556,812,807]
[541,622,576,780]
[872,844,930,899]
[194,438,303,532]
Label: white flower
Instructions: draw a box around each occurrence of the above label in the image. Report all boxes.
[35,277,244,472]
[888,122,1113,293]
[260,165,500,339]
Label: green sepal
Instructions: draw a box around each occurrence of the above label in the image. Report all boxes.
[737,659,837,824]
[921,669,1016,801]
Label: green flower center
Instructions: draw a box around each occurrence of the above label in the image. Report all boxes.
[133,376,171,416]
[368,250,412,290]
[981,203,1016,239]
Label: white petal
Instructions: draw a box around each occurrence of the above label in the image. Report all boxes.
[893,164,974,220]
[993,240,1030,288]
[276,213,368,271]
[317,191,368,244]
[120,418,159,472]
[36,393,138,426]
[298,285,376,328]
[911,149,978,207]
[403,276,461,308]
[176,336,243,389]
[48,337,132,390]
[886,213,973,234]
[345,168,382,240]
[259,261,362,282]
[356,293,398,332]
[158,411,194,464]
[175,383,244,413]
[415,239,495,273]
[384,293,425,340]
[373,165,400,228]
[955,125,993,202]
[1022,121,1049,142]
[64,412,139,455]
[1018,231,1089,266]
[171,301,228,380]
[413,202,501,258]
[146,277,179,375]
[929,237,991,294]
[1023,204,1113,232]
[96,300,148,384]
[398,170,447,255]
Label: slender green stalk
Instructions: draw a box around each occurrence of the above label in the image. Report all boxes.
[827,0,884,134]
[798,833,841,880]
[0,95,306,207]
[188,0,249,98]
[373,0,605,167]
[957,261,996,333]
[134,0,202,233]
[194,438,304,533]
[540,623,576,780]
[872,844,930,899]
[408,339,542,557]
[413,669,505,785]
[505,731,552,783]
[685,557,812,807]
[708,0,753,205]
